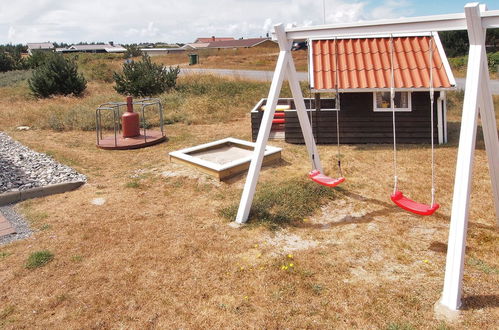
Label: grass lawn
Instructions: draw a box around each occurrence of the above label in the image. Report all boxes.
[0,61,497,328]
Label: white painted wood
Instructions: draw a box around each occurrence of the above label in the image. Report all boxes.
[437,93,444,144]
[235,24,290,223]
[286,49,323,173]
[279,10,499,41]
[443,91,448,144]
[373,92,412,112]
[308,39,315,89]
[478,46,499,227]
[440,2,485,311]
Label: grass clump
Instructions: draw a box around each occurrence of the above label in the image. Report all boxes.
[219,178,337,227]
[467,257,499,274]
[385,323,415,330]
[0,70,32,87]
[125,180,140,188]
[0,251,12,260]
[25,250,54,269]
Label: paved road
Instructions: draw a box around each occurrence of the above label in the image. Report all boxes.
[180,68,499,95]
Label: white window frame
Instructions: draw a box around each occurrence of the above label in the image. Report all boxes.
[373,91,412,112]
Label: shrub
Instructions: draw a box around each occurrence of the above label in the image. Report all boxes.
[28,53,87,98]
[113,54,179,97]
[0,52,17,72]
[25,50,51,69]
[25,250,54,269]
[488,52,499,73]
[123,44,143,59]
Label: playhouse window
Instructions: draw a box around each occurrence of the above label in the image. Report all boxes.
[373,92,411,112]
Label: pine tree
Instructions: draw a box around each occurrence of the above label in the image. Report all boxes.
[113,54,180,97]
[28,53,87,98]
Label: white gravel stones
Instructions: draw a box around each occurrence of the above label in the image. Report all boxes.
[0,132,86,193]
[91,198,106,206]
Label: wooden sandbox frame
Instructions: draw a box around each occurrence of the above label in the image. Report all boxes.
[169,138,282,180]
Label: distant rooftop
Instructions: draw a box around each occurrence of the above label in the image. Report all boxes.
[56,43,126,53]
[207,38,274,49]
[27,43,54,50]
[194,37,235,43]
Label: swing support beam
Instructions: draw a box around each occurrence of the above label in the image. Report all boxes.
[235,2,499,313]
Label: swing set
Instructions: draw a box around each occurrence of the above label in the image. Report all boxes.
[235,3,499,313]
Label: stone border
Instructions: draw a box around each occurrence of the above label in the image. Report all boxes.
[0,181,85,206]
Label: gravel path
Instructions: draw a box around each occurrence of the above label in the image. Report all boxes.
[0,132,86,193]
[0,205,31,245]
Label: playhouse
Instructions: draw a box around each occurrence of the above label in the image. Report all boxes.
[251,33,455,144]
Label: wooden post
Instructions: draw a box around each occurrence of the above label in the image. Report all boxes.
[439,2,499,311]
[235,24,290,223]
[235,24,323,223]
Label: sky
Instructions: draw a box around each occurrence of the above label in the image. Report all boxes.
[0,0,497,45]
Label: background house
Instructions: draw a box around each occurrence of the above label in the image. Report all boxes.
[56,43,126,53]
[194,37,234,43]
[206,38,276,50]
[27,42,54,55]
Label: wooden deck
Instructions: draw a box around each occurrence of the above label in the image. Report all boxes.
[0,213,15,237]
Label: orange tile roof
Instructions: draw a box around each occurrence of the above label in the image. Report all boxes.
[311,36,454,91]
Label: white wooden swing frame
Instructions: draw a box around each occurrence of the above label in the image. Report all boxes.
[235,2,499,312]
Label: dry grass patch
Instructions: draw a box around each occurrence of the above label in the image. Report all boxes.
[0,76,497,327]
[152,47,309,71]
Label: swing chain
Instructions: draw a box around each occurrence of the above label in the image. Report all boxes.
[334,37,343,177]
[429,35,437,207]
[390,34,398,195]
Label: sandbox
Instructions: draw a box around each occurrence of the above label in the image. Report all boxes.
[169,138,281,180]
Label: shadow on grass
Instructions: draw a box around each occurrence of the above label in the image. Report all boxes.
[461,295,499,310]
[296,190,406,229]
[221,181,445,230]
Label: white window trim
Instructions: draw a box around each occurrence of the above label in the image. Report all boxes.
[373,91,412,112]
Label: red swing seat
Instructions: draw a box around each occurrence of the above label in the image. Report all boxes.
[390,190,439,216]
[309,170,345,187]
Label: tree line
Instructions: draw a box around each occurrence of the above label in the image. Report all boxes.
[439,28,498,57]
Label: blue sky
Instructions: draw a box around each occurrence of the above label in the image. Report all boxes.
[0,0,497,44]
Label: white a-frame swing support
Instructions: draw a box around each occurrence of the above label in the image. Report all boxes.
[235,2,499,312]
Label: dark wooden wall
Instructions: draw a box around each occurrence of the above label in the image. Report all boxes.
[251,92,440,144]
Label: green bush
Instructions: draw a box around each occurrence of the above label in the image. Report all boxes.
[448,56,467,71]
[0,52,17,72]
[25,250,54,269]
[488,52,499,73]
[123,44,143,59]
[28,53,87,98]
[113,54,179,97]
